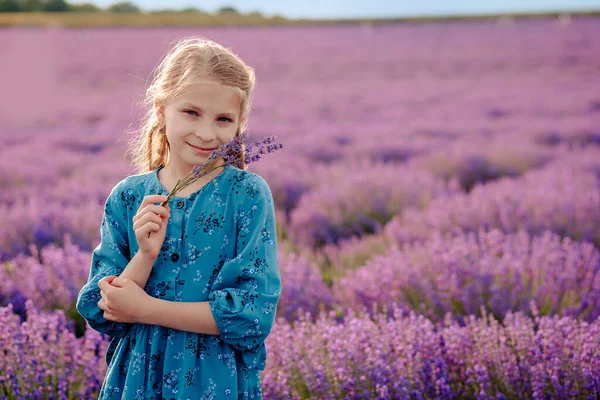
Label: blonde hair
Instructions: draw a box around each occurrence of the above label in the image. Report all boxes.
[128,37,256,173]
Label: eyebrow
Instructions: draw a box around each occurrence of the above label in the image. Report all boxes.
[181,102,237,118]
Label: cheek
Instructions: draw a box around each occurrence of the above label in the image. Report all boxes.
[165,117,188,132]
[224,126,238,139]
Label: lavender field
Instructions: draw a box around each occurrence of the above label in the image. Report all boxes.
[1,16,600,399]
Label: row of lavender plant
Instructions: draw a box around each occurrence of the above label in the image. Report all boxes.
[0,239,91,318]
[333,229,600,323]
[262,304,600,399]
[299,146,600,274]
[286,161,456,249]
[404,135,554,191]
[0,200,102,261]
[385,149,600,248]
[0,301,108,399]
[2,299,598,399]
[260,141,591,252]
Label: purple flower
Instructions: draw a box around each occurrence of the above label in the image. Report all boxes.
[160,133,284,205]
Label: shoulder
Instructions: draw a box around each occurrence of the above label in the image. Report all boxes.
[227,166,274,204]
[105,170,157,210]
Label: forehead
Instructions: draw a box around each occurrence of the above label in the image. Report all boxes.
[172,81,242,113]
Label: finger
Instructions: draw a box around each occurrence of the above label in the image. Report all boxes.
[98,276,109,287]
[141,195,169,208]
[133,205,161,224]
[133,204,170,223]
[138,222,161,237]
[98,298,111,312]
[137,195,168,213]
[160,211,170,224]
[104,311,117,322]
[133,212,163,231]
[143,204,170,218]
[98,276,116,291]
[99,293,112,309]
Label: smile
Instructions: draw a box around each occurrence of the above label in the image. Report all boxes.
[188,143,217,153]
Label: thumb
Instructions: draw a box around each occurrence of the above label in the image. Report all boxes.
[98,276,117,290]
[111,277,125,287]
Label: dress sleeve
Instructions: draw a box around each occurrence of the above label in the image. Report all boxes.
[76,182,133,339]
[208,175,282,370]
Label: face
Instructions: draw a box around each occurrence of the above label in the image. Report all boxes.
[155,80,244,174]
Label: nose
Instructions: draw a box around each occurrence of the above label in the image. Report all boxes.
[193,121,217,142]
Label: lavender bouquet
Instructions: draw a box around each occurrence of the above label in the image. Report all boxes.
[159,132,283,206]
[148,133,282,237]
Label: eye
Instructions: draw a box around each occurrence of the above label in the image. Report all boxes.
[183,109,198,117]
[217,117,233,123]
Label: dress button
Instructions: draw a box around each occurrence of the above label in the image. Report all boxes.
[176,200,185,209]
[171,253,180,262]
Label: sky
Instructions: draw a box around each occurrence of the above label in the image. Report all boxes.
[71,0,600,18]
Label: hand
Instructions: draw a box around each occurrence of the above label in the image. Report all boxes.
[133,195,170,260]
[97,276,154,324]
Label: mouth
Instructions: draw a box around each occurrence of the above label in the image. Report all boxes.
[188,143,217,152]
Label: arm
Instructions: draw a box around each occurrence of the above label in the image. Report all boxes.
[76,182,134,338]
[118,251,155,289]
[142,299,220,336]
[118,194,170,289]
[207,175,281,370]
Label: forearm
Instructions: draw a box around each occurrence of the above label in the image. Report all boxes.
[118,252,155,289]
[143,298,220,336]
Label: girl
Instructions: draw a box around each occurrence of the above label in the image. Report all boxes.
[76,37,281,399]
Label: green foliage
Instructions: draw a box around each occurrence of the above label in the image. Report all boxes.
[42,0,69,12]
[0,0,23,12]
[70,2,100,12]
[20,0,41,12]
[106,1,140,13]
[181,7,203,13]
[248,11,263,18]
[271,14,287,22]
[218,5,238,14]
[66,303,88,338]
[148,8,208,14]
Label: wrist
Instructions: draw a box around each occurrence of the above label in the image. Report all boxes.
[141,296,161,325]
[135,250,158,266]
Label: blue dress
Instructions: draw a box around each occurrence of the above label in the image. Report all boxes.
[76,164,282,400]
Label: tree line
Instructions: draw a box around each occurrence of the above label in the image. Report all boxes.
[0,1,241,13]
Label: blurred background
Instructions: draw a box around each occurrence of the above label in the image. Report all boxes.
[1,1,600,398]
